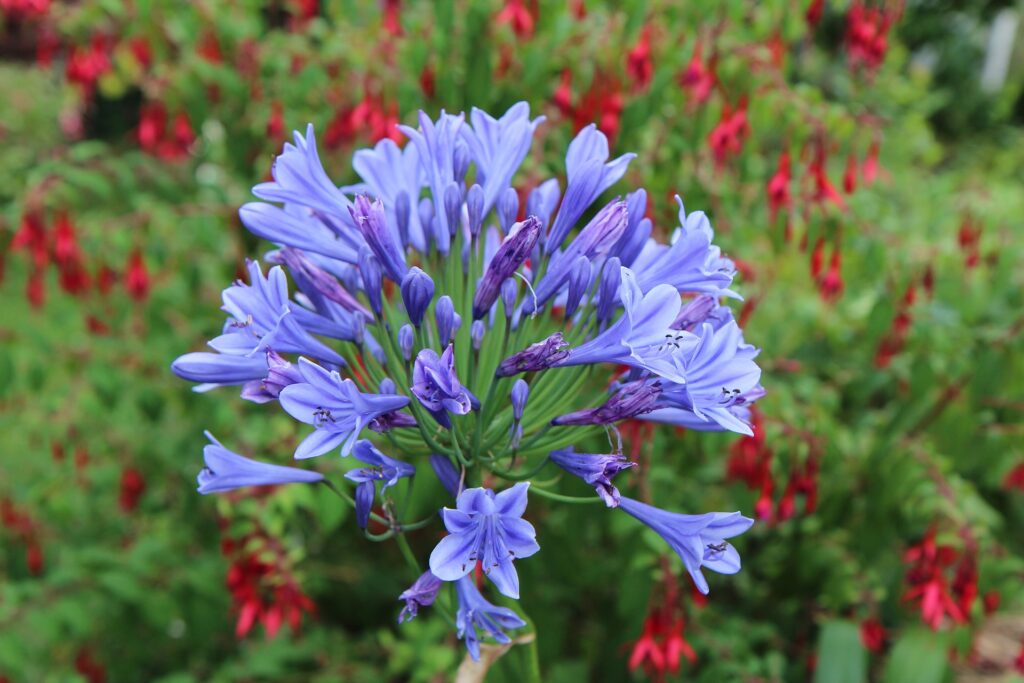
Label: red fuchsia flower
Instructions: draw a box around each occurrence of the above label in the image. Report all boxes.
[267,101,285,140]
[860,618,886,653]
[138,102,167,152]
[1003,463,1024,491]
[958,214,982,269]
[552,69,574,117]
[776,477,796,521]
[843,152,858,194]
[290,0,318,22]
[807,141,846,211]
[626,25,654,92]
[1015,642,1024,675]
[26,269,45,308]
[74,649,106,683]
[35,27,60,67]
[197,31,223,64]
[983,590,1000,615]
[627,594,698,680]
[951,555,978,619]
[818,247,843,303]
[52,211,80,267]
[726,407,772,491]
[382,0,402,36]
[806,0,825,29]
[419,65,436,98]
[573,76,624,144]
[903,528,967,630]
[922,265,934,298]
[95,263,117,296]
[127,37,152,69]
[125,249,150,302]
[707,97,749,169]
[862,139,881,185]
[875,282,917,368]
[0,0,51,19]
[12,210,48,270]
[496,0,534,39]
[766,150,792,223]
[845,2,893,73]
[679,40,716,109]
[119,468,146,513]
[65,34,111,95]
[810,238,825,280]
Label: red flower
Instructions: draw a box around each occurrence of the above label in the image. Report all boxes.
[818,248,843,303]
[27,542,44,576]
[862,140,881,185]
[138,102,167,151]
[806,0,825,29]
[808,141,846,211]
[119,468,147,513]
[903,528,966,630]
[75,649,106,683]
[496,0,534,39]
[843,152,858,194]
[552,69,574,117]
[419,65,436,99]
[628,614,666,674]
[679,40,716,109]
[707,97,749,168]
[52,211,80,267]
[267,101,285,140]
[844,2,893,73]
[382,0,402,36]
[26,268,45,308]
[1015,641,1024,674]
[860,618,886,653]
[1003,463,1024,491]
[12,211,49,269]
[766,150,792,223]
[125,250,150,302]
[626,26,654,91]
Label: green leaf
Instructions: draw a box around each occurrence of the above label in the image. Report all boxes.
[813,620,867,683]
[882,627,948,683]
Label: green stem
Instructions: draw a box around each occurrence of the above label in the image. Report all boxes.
[529,486,604,505]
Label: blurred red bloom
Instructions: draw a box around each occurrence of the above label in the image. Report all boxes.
[860,618,886,652]
[125,250,150,302]
[1003,463,1024,491]
[679,40,716,109]
[119,468,147,513]
[903,528,967,630]
[626,26,654,91]
[496,0,534,39]
[766,150,792,223]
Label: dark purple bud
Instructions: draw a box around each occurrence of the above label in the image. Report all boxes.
[471,320,486,350]
[428,454,462,499]
[597,257,622,323]
[444,182,462,239]
[398,570,444,623]
[466,184,484,239]
[672,295,719,330]
[436,295,457,346]
[401,267,435,327]
[351,195,408,282]
[496,332,569,376]
[549,446,636,507]
[570,199,629,260]
[398,324,415,361]
[472,216,541,319]
[510,379,529,421]
[500,278,518,317]
[497,187,519,233]
[565,255,592,320]
[355,480,374,529]
[394,191,412,248]
[552,380,662,425]
[276,247,370,318]
[240,349,304,403]
[359,247,383,316]
[453,141,471,184]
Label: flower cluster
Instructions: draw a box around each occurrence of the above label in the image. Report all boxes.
[173,103,763,660]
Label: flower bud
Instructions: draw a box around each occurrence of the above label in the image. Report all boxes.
[497,187,519,233]
[511,379,529,421]
[436,295,457,346]
[565,255,591,319]
[501,278,518,317]
[380,377,397,394]
[471,320,486,350]
[394,191,412,248]
[401,267,435,327]
[351,195,408,282]
[496,332,569,376]
[429,454,462,498]
[359,247,383,316]
[597,257,622,323]
[453,141,471,184]
[472,216,541,319]
[398,324,415,361]
[466,184,484,239]
[444,182,462,239]
[418,198,435,253]
[672,295,718,330]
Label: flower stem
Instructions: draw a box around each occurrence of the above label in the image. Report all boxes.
[528,486,604,505]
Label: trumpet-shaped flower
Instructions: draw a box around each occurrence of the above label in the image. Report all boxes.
[197,432,323,494]
[454,576,527,662]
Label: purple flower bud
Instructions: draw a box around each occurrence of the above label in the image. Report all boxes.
[429,453,463,498]
[552,379,662,425]
[350,195,408,282]
[394,191,412,247]
[380,377,397,394]
[497,187,519,233]
[418,198,435,252]
[241,349,304,403]
[597,257,622,323]
[565,255,592,320]
[275,248,370,320]
[401,267,435,327]
[412,345,474,428]
[672,295,719,330]
[526,178,561,231]
[453,141,471,184]
[549,447,636,507]
[496,332,569,376]
[398,570,444,623]
[436,295,457,346]
[501,278,518,317]
[359,247,383,316]
[398,324,414,361]
[444,182,462,239]
[472,216,541,319]
[616,217,651,268]
[466,184,484,239]
[354,480,374,529]
[510,379,529,421]
[471,319,486,350]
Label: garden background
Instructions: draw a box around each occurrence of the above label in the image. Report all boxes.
[1,0,1023,681]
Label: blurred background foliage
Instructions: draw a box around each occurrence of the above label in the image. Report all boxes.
[0,0,1022,681]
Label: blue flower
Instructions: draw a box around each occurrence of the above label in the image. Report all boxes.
[429,483,539,599]
[546,125,636,253]
[551,379,662,426]
[345,440,415,528]
[197,432,323,494]
[240,349,304,404]
[171,351,269,389]
[239,202,360,264]
[278,358,409,458]
[495,332,570,376]
[454,576,527,662]
[210,260,345,366]
[631,196,738,298]
[472,216,541,319]
[398,571,444,623]
[461,103,544,216]
[254,124,354,222]
[429,454,463,498]
[553,267,693,383]
[549,447,636,507]
[345,137,428,251]
[398,111,465,254]
[412,345,475,427]
[618,497,754,594]
[350,195,408,283]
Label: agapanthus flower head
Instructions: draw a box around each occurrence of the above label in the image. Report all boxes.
[174,101,765,662]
